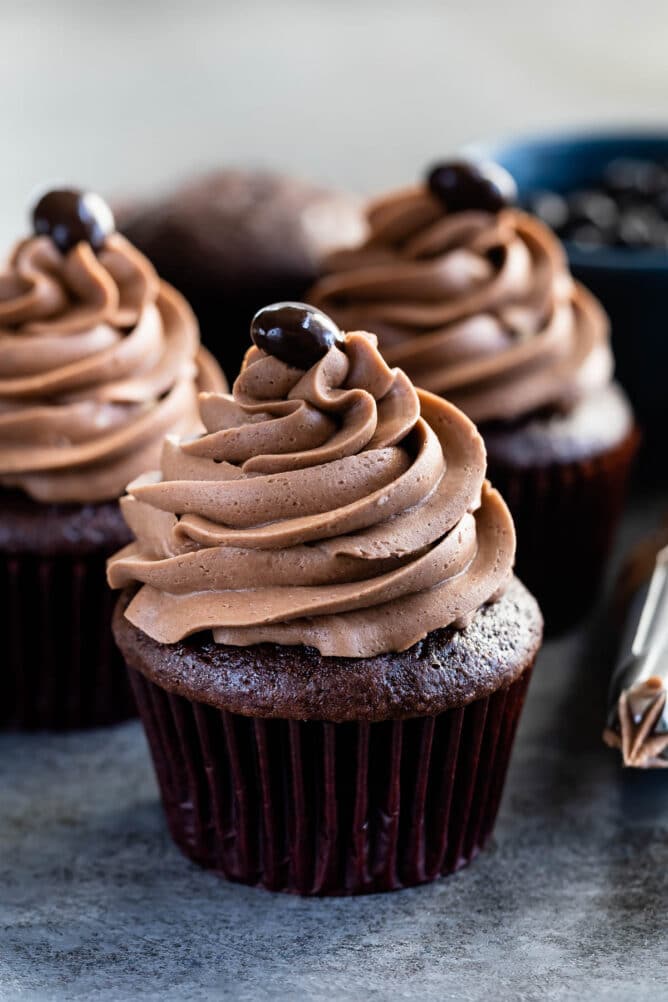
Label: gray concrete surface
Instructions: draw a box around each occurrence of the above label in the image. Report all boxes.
[1,492,668,1002]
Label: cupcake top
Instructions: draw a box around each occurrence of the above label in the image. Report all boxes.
[118,170,367,376]
[108,302,515,659]
[0,189,225,503]
[308,161,614,425]
[119,170,366,289]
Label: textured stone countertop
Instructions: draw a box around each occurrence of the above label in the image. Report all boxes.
[1,491,667,1002]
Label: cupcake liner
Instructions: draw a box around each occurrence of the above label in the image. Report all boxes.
[488,426,640,633]
[0,551,135,730]
[128,664,533,896]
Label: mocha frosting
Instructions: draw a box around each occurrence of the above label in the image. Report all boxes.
[308,186,614,424]
[0,233,225,503]
[108,327,516,658]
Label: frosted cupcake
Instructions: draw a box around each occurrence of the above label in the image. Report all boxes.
[109,301,542,895]
[308,162,640,629]
[0,189,225,728]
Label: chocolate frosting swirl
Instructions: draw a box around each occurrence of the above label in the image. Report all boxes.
[0,233,225,502]
[308,186,614,424]
[108,329,515,658]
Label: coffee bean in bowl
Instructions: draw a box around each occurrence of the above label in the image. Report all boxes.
[525,158,668,251]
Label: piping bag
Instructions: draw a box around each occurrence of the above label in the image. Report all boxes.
[604,538,668,768]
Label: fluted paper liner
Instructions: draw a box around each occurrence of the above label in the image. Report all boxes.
[128,664,533,896]
[488,425,639,632]
[0,551,135,729]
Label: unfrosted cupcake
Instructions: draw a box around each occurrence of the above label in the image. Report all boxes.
[108,301,542,895]
[118,169,366,378]
[0,189,226,728]
[308,162,640,629]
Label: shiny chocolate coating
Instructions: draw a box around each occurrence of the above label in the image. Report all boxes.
[32,188,115,254]
[250,302,344,369]
[427,160,517,215]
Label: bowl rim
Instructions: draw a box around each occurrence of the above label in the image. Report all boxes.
[465,126,668,273]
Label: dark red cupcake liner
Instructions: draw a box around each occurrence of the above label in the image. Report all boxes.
[0,551,136,730]
[128,664,533,896]
[488,426,640,633]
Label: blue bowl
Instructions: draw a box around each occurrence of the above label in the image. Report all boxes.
[468,129,668,448]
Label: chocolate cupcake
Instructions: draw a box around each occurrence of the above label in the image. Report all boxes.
[0,189,226,729]
[308,162,640,630]
[118,170,366,379]
[108,302,543,895]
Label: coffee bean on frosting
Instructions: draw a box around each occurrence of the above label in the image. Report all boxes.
[32,189,115,254]
[250,302,344,369]
[426,160,517,215]
[486,245,506,269]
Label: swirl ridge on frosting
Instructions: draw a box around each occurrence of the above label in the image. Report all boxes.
[308,186,614,424]
[0,232,225,502]
[108,327,516,658]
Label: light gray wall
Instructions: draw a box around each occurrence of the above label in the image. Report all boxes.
[1,0,667,245]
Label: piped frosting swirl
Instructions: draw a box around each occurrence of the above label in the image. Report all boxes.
[0,231,225,502]
[308,184,613,424]
[108,316,515,658]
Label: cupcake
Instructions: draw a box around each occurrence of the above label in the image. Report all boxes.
[308,162,640,630]
[0,189,226,729]
[118,169,366,379]
[108,301,543,895]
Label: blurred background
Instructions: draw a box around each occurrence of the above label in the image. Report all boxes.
[1,0,667,246]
